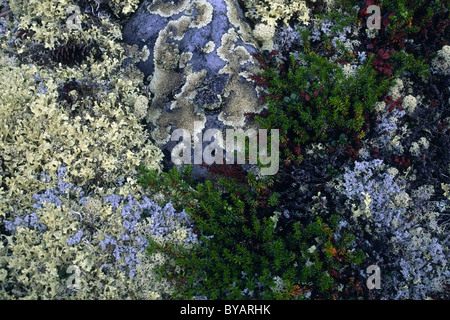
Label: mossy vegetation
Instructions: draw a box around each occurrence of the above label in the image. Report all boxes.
[138,165,364,299]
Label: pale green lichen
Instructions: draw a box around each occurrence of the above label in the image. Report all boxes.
[388,78,404,101]
[409,137,430,157]
[0,61,162,213]
[0,0,163,229]
[252,23,275,51]
[441,183,450,200]
[7,0,138,50]
[144,0,264,145]
[402,95,418,113]
[134,95,150,120]
[431,45,450,76]
[243,0,311,27]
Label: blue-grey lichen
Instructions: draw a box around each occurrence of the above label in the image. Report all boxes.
[1,172,198,299]
[339,160,449,299]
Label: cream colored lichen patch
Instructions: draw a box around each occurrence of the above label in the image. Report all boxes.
[146,0,263,144]
[431,45,450,76]
[153,70,208,146]
[189,0,214,29]
[203,41,216,53]
[8,0,135,50]
[217,29,254,75]
[147,0,191,17]
[149,68,185,108]
[169,16,194,40]
[219,75,264,127]
[224,0,258,47]
[215,28,265,127]
[252,23,275,51]
[242,0,310,27]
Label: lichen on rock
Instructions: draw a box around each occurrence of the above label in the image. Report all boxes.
[123,0,266,148]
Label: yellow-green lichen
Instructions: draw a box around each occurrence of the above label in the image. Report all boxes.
[242,0,311,27]
[431,45,450,76]
[0,188,193,299]
[0,0,163,218]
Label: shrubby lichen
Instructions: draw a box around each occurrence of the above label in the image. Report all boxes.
[0,0,448,301]
[340,160,449,299]
[1,172,197,299]
[0,0,163,218]
[0,0,169,299]
[242,0,311,27]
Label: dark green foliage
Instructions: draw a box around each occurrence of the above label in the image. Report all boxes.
[315,0,361,32]
[138,165,364,299]
[381,0,446,35]
[252,30,393,162]
[390,50,431,80]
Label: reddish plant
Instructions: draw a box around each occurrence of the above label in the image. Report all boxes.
[371,48,396,77]
[201,161,248,183]
[383,95,403,112]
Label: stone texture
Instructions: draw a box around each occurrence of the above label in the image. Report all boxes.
[123,0,266,151]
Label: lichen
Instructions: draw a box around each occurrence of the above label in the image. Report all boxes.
[136,0,264,145]
[431,45,450,76]
[252,23,275,51]
[0,0,163,242]
[242,0,311,27]
[0,174,197,299]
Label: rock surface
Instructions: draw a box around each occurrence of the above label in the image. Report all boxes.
[123,0,266,151]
